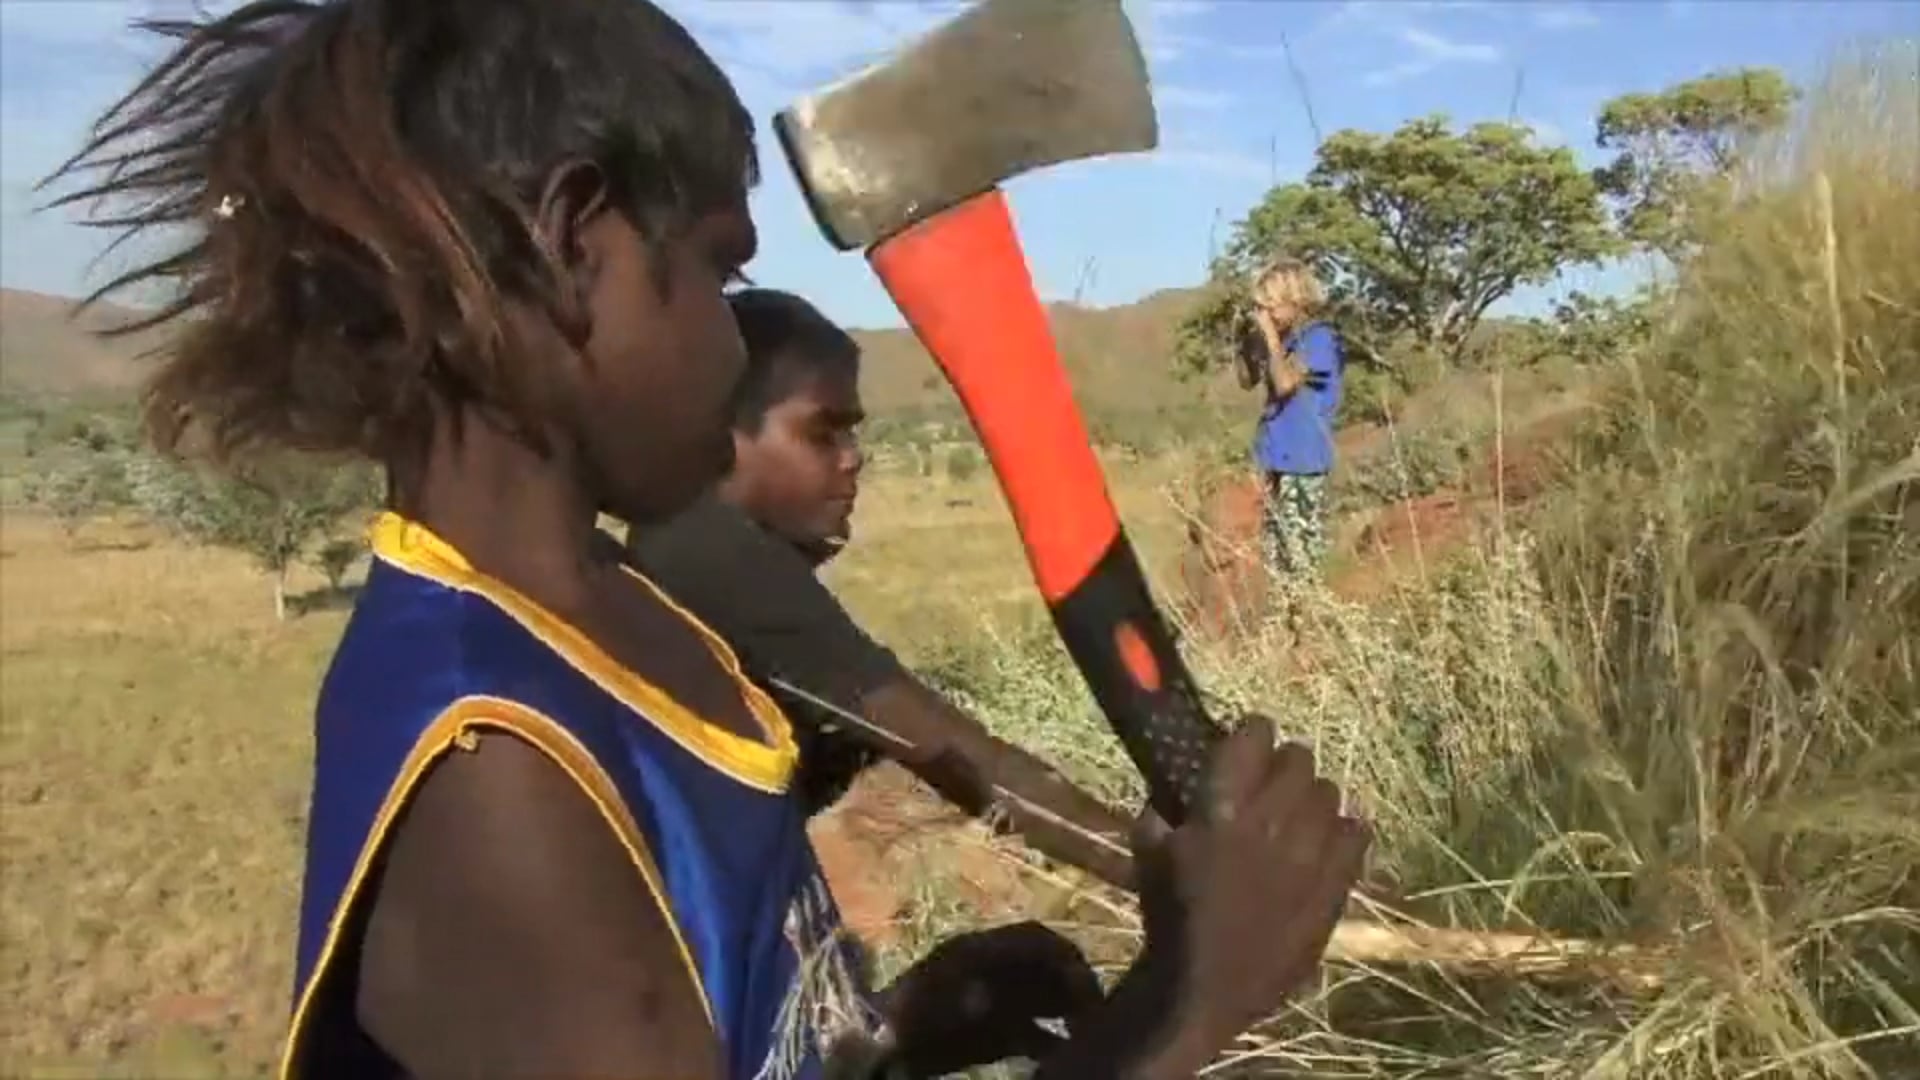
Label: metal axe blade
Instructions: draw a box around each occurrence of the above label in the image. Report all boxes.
[775,0,1160,252]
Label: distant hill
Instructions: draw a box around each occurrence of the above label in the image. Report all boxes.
[0,289,167,402]
[0,285,1235,416]
[850,286,1240,418]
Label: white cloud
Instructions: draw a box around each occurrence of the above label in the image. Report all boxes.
[1221,42,1289,60]
[656,0,1221,117]
[655,0,960,100]
[1151,146,1274,182]
[1320,0,1493,35]
[1363,25,1502,86]
[1399,25,1501,63]
[1156,84,1235,111]
[1532,4,1602,30]
[1300,0,1502,88]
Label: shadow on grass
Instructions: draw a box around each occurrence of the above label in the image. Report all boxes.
[289,583,364,617]
[70,538,152,554]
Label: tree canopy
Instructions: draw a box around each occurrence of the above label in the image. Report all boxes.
[1176,66,1797,380]
[1178,115,1614,375]
[1593,67,1798,257]
[128,454,381,619]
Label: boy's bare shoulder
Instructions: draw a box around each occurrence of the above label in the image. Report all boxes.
[358,731,720,1076]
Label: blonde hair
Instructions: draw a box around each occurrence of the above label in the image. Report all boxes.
[1252,257,1327,317]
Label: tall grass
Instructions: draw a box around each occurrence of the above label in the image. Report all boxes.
[893,44,1919,1077]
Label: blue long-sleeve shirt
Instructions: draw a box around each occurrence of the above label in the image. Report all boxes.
[1253,320,1343,474]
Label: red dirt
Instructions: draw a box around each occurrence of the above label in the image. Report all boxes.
[808,765,1034,948]
[1179,401,1584,621]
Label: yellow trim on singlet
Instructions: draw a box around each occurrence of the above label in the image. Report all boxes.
[368,511,798,792]
[277,696,715,1080]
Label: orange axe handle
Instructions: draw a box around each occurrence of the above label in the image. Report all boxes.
[869,190,1222,826]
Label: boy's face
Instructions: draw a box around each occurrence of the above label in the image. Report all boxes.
[572,201,758,525]
[723,356,866,565]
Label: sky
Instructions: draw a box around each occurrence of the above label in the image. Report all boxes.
[1,0,1913,330]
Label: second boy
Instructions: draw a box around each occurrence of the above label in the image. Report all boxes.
[625,287,1138,888]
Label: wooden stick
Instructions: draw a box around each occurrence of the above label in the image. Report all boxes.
[1325,920,1667,989]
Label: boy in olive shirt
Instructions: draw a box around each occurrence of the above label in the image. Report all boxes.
[628,288,1136,887]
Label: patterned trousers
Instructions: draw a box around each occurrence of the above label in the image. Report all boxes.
[1262,471,1330,578]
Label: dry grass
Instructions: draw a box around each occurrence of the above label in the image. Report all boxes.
[823,448,1202,651]
[0,516,339,1077]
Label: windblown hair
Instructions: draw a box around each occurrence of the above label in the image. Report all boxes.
[1236,256,1330,388]
[1253,256,1327,317]
[40,0,758,463]
[726,288,860,433]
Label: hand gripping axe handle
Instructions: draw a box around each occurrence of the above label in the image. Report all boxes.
[775,0,1222,825]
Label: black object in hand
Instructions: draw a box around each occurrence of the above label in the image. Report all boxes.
[878,921,1104,1077]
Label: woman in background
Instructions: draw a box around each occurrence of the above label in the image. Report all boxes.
[1241,258,1344,580]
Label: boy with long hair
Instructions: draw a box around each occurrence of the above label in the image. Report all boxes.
[47,2,1370,1076]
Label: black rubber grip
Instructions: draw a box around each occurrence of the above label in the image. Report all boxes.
[1048,533,1224,826]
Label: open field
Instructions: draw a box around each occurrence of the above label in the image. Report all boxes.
[1,514,340,1076]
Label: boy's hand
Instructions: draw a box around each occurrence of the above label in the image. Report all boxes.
[1128,716,1371,1072]
[880,921,1104,1077]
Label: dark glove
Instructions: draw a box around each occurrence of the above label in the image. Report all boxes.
[876,920,1105,1078]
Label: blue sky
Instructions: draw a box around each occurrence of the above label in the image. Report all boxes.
[1,0,1913,329]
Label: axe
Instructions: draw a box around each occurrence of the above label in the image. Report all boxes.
[775,0,1222,826]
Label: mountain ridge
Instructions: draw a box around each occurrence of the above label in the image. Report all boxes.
[0,284,1232,414]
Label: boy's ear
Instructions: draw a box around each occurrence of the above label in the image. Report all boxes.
[532,158,616,284]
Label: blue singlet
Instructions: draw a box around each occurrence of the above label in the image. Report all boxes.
[281,513,878,1079]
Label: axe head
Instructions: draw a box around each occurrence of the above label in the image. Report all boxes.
[774,0,1160,252]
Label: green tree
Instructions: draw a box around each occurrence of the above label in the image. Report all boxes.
[1594,67,1797,258]
[24,449,133,540]
[129,454,381,620]
[1548,287,1662,366]
[23,403,140,457]
[1178,116,1614,375]
[21,417,139,540]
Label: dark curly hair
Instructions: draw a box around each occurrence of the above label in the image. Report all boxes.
[39,0,758,464]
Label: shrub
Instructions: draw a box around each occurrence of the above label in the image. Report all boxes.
[943,445,982,483]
